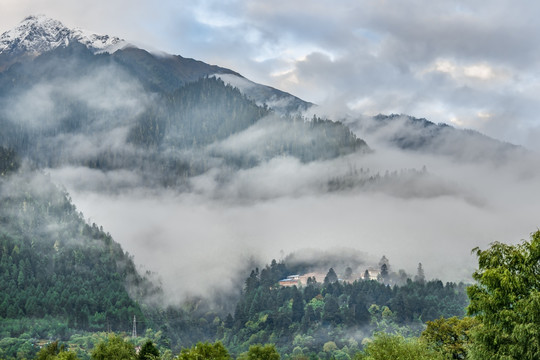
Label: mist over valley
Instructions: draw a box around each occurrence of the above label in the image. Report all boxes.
[1,9,539,359]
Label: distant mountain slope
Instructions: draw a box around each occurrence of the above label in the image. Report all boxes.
[215,73,312,114]
[0,169,150,332]
[348,114,523,162]
[0,40,368,189]
[111,46,240,92]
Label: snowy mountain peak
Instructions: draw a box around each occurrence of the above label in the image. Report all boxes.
[0,14,126,57]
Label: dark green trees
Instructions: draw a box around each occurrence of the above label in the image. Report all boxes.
[291,289,305,323]
[138,340,160,360]
[226,259,468,356]
[91,334,136,360]
[324,268,338,284]
[322,295,341,325]
[467,231,540,359]
[414,263,425,284]
[355,333,444,360]
[238,344,280,360]
[34,341,80,360]
[0,171,149,333]
[0,147,19,176]
[176,341,231,360]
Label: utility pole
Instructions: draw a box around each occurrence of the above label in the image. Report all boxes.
[132,315,137,338]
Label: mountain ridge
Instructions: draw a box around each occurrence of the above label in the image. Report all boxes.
[0,15,312,114]
[0,15,125,71]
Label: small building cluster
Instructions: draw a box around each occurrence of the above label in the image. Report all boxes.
[278,268,381,287]
[278,272,327,287]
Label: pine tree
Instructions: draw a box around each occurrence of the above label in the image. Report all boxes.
[414,263,425,284]
[364,269,370,281]
[324,268,338,284]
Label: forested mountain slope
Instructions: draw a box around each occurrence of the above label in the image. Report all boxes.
[0,46,367,189]
[0,164,149,333]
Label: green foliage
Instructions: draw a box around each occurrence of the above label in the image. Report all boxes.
[176,341,231,360]
[355,333,444,360]
[91,334,136,360]
[34,341,80,360]
[138,340,160,360]
[225,262,468,355]
[467,231,540,360]
[0,147,19,177]
[237,344,280,360]
[322,341,338,352]
[0,337,38,360]
[421,316,479,359]
[0,172,149,333]
[35,341,62,360]
[324,268,338,284]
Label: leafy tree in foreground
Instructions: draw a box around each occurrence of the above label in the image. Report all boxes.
[421,316,479,359]
[237,344,280,360]
[176,341,231,360]
[467,230,540,360]
[355,333,444,360]
[35,341,80,360]
[91,334,136,360]
[138,340,160,360]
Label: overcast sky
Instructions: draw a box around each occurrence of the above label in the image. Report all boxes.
[2,1,540,148]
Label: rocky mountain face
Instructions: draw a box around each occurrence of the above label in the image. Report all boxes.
[0,15,124,70]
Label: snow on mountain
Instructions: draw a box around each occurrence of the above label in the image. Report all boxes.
[0,15,312,114]
[0,15,126,57]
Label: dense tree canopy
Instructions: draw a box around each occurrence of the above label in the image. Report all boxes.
[421,316,479,359]
[176,341,231,360]
[34,341,79,360]
[0,171,149,333]
[237,344,280,360]
[467,231,540,360]
[225,260,468,356]
[91,334,136,360]
[355,333,444,360]
[138,340,160,360]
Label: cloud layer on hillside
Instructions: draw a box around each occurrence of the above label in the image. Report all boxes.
[50,136,540,302]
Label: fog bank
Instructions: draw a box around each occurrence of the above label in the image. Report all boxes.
[50,141,540,301]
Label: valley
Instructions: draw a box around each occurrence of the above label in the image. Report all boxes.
[0,11,539,360]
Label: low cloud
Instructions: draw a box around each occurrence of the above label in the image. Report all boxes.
[49,130,540,303]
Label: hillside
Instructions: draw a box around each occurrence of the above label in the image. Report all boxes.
[0,44,368,189]
[0,164,150,342]
[349,114,522,162]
